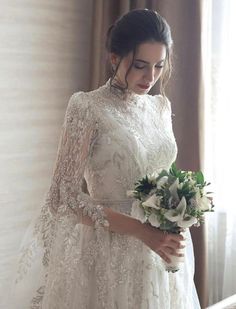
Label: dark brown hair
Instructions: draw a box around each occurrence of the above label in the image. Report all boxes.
[105,9,173,97]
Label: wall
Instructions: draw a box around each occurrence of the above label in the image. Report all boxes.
[0,1,92,306]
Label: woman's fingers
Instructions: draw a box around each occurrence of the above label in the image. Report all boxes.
[168,239,185,249]
[161,247,184,257]
[162,234,185,249]
[160,233,186,258]
[141,224,186,263]
[163,246,175,256]
[165,232,185,242]
[157,250,171,263]
[164,246,185,257]
[157,246,184,263]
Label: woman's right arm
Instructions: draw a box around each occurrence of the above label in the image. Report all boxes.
[80,206,185,264]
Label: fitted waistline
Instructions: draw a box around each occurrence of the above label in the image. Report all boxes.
[92,198,135,213]
[92,198,135,205]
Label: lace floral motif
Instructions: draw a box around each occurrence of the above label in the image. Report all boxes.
[30,285,45,308]
[11,80,199,309]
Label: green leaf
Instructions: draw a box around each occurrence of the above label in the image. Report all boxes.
[195,171,204,185]
[156,170,169,181]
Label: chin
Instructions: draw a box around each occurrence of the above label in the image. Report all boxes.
[135,88,149,95]
[133,84,151,94]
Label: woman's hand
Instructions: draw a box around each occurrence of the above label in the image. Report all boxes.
[87,207,185,264]
[136,222,185,263]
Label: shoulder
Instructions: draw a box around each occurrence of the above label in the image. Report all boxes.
[64,91,99,130]
[66,90,98,120]
[67,91,90,112]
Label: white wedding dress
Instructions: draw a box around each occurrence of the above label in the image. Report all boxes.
[9,79,200,309]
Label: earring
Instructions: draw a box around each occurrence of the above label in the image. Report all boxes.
[112,64,116,71]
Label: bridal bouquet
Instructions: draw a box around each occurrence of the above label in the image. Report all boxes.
[127,162,214,272]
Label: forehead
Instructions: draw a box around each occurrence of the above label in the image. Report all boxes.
[131,41,166,62]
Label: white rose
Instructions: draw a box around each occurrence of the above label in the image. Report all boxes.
[195,190,211,211]
[199,196,211,211]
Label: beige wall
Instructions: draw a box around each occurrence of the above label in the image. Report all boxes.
[0,0,92,305]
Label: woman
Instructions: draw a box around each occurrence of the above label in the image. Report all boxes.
[11,9,200,309]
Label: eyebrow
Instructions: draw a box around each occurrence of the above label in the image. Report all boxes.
[134,59,165,65]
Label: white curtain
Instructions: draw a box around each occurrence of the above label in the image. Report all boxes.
[202,0,236,305]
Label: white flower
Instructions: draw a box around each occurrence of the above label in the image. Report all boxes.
[164,196,198,228]
[156,176,168,189]
[188,177,196,186]
[178,216,198,228]
[142,194,161,209]
[195,190,211,211]
[148,213,161,228]
[164,196,186,222]
[148,174,158,183]
[168,196,175,207]
[131,200,146,223]
[127,190,135,198]
[169,179,180,202]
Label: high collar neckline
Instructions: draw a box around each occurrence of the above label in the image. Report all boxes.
[103,78,140,102]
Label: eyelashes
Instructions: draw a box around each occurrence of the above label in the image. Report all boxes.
[133,64,164,70]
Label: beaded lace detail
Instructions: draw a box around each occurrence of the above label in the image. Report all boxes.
[104,79,140,102]
[10,80,200,309]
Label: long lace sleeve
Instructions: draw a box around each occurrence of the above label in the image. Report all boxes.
[10,92,110,308]
[46,92,109,228]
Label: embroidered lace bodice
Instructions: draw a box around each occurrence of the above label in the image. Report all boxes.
[84,80,177,202]
[9,79,200,309]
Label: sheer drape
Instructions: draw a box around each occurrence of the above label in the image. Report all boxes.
[202,0,236,305]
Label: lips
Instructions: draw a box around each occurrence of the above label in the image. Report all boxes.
[138,84,150,89]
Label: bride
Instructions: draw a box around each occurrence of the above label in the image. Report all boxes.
[10,8,200,309]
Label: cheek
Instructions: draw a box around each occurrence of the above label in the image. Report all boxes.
[130,68,144,79]
[127,69,141,83]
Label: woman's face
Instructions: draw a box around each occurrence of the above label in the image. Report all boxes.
[111,41,167,95]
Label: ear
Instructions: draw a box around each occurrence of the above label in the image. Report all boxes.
[109,53,120,66]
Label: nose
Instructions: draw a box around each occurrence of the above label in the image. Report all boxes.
[145,67,155,83]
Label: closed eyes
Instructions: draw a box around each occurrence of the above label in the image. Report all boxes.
[134,64,164,70]
[133,59,165,70]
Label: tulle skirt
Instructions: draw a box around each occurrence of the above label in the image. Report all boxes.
[8,203,200,309]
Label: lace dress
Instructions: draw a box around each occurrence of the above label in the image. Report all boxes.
[9,79,200,309]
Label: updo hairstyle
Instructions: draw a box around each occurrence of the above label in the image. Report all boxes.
[105,9,173,97]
